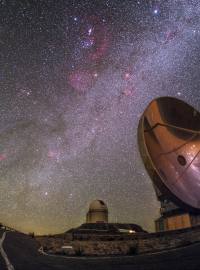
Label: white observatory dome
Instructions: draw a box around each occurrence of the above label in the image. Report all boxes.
[86,200,108,223]
[89,200,108,211]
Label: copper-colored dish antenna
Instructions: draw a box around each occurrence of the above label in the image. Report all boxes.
[138,97,200,212]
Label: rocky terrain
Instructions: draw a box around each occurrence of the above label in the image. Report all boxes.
[35,225,200,256]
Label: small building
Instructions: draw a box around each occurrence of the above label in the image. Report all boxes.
[86,200,108,223]
[155,207,200,232]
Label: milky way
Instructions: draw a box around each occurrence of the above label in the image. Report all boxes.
[1,0,200,234]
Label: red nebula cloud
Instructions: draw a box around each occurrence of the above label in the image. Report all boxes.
[125,73,131,78]
[69,70,94,92]
[0,150,8,162]
[85,16,109,62]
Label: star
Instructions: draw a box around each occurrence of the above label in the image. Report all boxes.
[0,0,199,235]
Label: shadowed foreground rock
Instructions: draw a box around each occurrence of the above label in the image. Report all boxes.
[1,228,200,270]
[35,225,200,256]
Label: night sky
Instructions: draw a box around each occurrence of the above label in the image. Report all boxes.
[1,0,200,235]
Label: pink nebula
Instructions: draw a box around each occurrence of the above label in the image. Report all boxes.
[69,70,94,92]
[0,151,8,162]
[84,16,109,62]
[125,73,131,78]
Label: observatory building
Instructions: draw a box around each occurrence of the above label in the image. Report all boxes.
[66,200,147,234]
[86,200,108,223]
[138,97,200,232]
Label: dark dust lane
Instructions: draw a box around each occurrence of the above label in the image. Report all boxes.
[1,230,200,270]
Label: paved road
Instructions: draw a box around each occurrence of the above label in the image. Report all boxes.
[1,229,200,270]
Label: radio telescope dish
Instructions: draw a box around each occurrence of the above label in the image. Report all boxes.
[138,97,200,212]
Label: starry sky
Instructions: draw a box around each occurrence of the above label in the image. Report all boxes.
[1,0,200,235]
